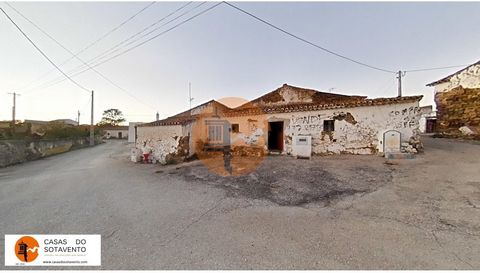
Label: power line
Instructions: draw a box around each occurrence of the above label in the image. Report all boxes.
[19,2,223,91]
[404,64,471,73]
[77,1,157,55]
[223,2,473,76]
[72,1,195,75]
[11,1,156,91]
[0,7,91,93]
[38,2,204,91]
[6,3,157,111]
[85,2,206,70]
[78,2,223,74]
[19,1,202,93]
[223,1,396,74]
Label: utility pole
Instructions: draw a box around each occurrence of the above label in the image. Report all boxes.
[90,90,94,146]
[7,92,20,134]
[397,70,405,97]
[77,110,80,126]
[189,82,194,109]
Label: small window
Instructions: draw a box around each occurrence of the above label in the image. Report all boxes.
[323,120,335,132]
[231,124,239,133]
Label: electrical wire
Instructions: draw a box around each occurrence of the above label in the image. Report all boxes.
[223,1,396,74]
[223,2,474,76]
[84,2,206,70]
[6,3,157,111]
[404,64,472,73]
[19,2,223,91]
[10,1,156,91]
[20,1,201,92]
[31,2,204,91]
[74,1,195,74]
[0,7,91,93]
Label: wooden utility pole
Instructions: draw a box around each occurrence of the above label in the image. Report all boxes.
[90,90,94,146]
[77,110,80,126]
[8,92,20,134]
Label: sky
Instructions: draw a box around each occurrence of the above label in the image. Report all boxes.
[1,1,479,124]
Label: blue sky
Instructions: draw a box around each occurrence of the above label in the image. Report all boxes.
[1,1,479,123]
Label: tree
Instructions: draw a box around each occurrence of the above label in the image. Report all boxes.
[98,108,126,126]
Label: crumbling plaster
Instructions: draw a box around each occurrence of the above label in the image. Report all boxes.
[433,63,480,93]
[224,101,421,155]
[137,101,421,163]
[136,125,186,164]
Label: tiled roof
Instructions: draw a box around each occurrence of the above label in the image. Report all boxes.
[140,116,196,127]
[140,100,231,127]
[247,84,366,106]
[224,95,423,117]
[140,84,423,127]
[426,60,480,86]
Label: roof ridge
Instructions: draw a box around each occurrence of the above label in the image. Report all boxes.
[426,60,480,86]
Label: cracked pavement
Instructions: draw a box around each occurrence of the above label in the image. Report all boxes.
[0,137,479,269]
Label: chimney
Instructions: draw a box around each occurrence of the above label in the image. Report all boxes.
[156,112,159,121]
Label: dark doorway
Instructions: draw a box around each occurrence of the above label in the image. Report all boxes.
[268,121,284,151]
[118,132,122,138]
[426,119,437,133]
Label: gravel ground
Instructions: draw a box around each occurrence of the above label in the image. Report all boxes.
[167,155,392,206]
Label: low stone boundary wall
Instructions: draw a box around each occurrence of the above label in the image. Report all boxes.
[0,137,102,167]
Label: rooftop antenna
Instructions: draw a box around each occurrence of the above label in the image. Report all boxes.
[189,82,194,109]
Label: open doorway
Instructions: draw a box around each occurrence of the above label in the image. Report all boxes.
[268,121,284,151]
[118,132,122,138]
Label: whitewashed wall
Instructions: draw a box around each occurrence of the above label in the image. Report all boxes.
[232,101,421,155]
[136,125,184,163]
[433,63,480,93]
[104,129,128,139]
[136,101,421,161]
[128,122,143,143]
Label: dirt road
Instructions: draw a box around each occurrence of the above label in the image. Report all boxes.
[0,137,479,269]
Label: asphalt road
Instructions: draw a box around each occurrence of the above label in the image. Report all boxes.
[1,138,479,269]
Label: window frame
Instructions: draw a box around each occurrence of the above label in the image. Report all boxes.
[323,120,335,132]
[231,123,240,133]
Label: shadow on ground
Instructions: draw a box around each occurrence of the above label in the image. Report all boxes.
[158,155,393,206]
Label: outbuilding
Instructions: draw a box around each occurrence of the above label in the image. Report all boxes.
[102,126,128,139]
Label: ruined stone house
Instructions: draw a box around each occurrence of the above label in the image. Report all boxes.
[427,61,480,136]
[136,84,423,164]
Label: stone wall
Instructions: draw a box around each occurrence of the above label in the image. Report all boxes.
[0,137,102,168]
[135,125,190,164]
[435,86,480,136]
